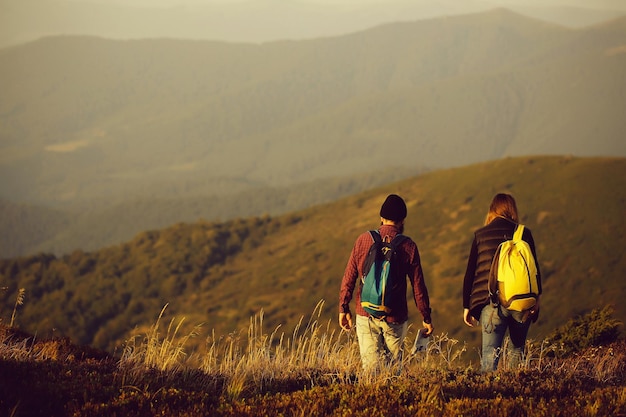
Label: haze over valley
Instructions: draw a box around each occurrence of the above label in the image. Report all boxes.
[1,7,625,258]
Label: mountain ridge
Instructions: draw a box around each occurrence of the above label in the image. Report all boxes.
[2,1,625,49]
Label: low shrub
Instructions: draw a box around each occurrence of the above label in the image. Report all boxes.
[545,305,622,357]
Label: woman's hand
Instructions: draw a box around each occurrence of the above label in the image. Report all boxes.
[529,297,541,323]
[463,308,476,327]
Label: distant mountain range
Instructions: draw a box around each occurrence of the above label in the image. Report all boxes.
[1,9,625,257]
[2,0,625,48]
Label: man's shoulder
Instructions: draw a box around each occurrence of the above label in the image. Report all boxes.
[397,234,417,250]
[394,233,413,241]
[353,230,377,249]
[357,230,377,240]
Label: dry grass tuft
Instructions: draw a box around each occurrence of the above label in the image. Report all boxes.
[119,304,202,374]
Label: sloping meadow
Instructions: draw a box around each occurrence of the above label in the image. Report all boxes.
[1,156,625,362]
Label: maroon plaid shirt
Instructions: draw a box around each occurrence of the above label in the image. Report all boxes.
[339,224,432,324]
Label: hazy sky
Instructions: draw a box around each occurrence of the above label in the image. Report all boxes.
[1,0,624,48]
[67,0,625,7]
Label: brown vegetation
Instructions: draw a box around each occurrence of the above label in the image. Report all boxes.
[0,304,624,416]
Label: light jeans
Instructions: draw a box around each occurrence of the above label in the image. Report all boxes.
[355,314,408,373]
[480,303,531,372]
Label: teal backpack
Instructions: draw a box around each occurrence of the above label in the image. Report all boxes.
[360,231,407,318]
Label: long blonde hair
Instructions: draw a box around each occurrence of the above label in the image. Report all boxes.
[484,193,519,225]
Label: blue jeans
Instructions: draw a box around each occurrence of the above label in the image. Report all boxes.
[355,314,407,372]
[480,303,530,372]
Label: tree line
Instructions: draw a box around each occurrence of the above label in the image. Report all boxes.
[0,215,292,351]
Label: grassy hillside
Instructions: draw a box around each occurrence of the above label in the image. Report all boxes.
[1,156,624,362]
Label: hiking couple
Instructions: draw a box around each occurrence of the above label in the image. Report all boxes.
[339,193,541,373]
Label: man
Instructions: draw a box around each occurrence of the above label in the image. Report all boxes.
[339,194,434,371]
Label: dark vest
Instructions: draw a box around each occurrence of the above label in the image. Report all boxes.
[469,217,517,319]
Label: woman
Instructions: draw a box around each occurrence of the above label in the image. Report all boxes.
[462,193,541,372]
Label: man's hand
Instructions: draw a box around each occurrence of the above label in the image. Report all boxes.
[422,321,434,336]
[339,312,353,331]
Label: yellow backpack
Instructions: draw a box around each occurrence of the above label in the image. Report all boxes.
[489,224,539,312]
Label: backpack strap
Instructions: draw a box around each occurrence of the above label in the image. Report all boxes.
[390,234,407,249]
[513,224,525,242]
[368,230,382,244]
[488,246,501,305]
[361,231,382,282]
[369,230,406,250]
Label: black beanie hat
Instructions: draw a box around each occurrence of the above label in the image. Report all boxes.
[380,194,407,221]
